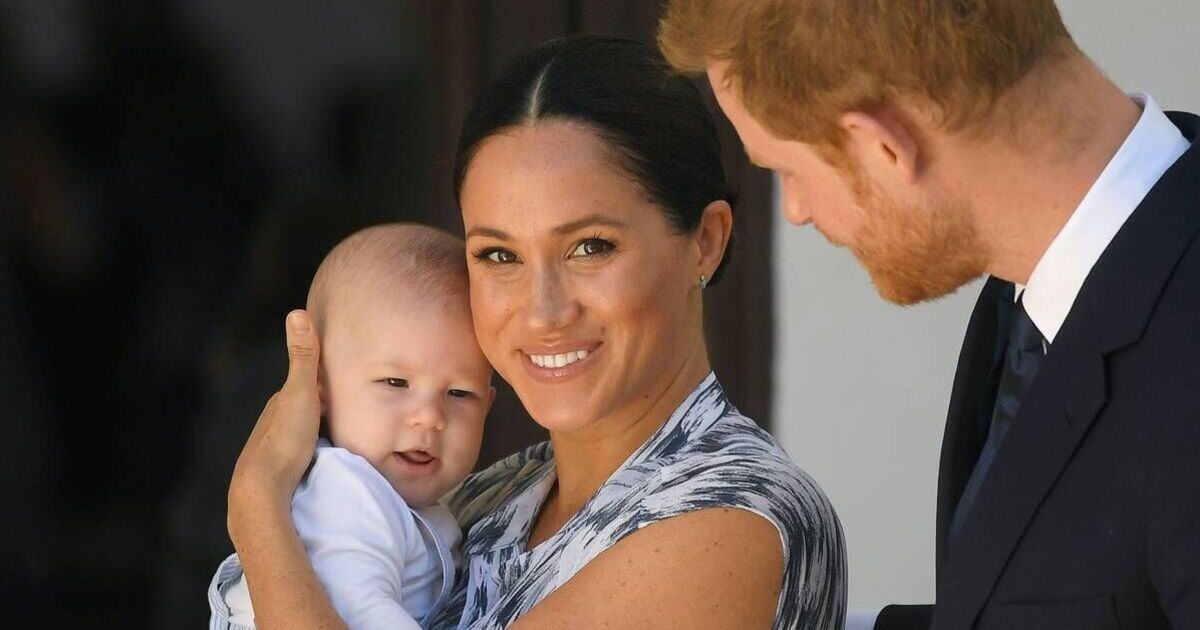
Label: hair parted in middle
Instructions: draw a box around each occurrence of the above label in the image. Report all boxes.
[453,34,738,286]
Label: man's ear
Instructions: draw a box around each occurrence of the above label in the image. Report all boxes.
[839,109,920,185]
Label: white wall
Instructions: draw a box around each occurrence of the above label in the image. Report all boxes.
[771,1,1200,609]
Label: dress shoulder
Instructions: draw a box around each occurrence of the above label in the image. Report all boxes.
[633,413,847,630]
[444,441,554,531]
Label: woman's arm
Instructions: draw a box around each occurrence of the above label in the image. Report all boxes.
[509,507,784,630]
[225,311,348,630]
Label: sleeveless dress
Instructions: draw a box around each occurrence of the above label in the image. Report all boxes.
[426,373,847,630]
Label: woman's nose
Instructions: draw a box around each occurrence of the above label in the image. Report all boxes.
[525,264,581,333]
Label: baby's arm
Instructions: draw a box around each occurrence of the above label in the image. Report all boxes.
[293,448,426,630]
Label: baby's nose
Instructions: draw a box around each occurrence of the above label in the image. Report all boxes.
[407,400,447,431]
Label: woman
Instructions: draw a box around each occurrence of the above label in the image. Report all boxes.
[223,36,846,629]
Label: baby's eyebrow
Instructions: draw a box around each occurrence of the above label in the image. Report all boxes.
[367,361,413,372]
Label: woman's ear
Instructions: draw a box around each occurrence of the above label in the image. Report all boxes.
[695,200,734,282]
[839,109,920,185]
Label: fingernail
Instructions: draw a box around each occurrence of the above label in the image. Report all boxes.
[287,311,309,334]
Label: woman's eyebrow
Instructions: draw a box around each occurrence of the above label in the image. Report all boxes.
[551,215,627,235]
[466,215,628,240]
[465,226,510,240]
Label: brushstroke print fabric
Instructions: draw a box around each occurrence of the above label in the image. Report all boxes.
[427,373,846,630]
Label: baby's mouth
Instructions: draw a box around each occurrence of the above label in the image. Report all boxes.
[397,450,436,465]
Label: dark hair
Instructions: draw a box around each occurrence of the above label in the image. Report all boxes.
[453,35,737,285]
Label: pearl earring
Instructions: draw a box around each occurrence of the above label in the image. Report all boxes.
[698,274,709,290]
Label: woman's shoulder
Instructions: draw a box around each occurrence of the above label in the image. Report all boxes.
[638,409,847,630]
[443,440,554,530]
[641,410,840,538]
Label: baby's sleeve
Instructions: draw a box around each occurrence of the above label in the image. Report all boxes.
[291,449,425,630]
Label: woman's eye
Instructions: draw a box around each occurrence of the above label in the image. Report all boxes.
[569,238,615,258]
[383,378,408,388]
[475,247,518,264]
[448,389,473,399]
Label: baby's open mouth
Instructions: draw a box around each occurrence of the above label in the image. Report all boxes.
[398,450,436,465]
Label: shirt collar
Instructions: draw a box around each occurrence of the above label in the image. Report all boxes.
[1022,93,1189,343]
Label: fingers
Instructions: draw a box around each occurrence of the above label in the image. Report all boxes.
[284,309,320,395]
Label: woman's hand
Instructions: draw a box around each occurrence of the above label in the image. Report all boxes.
[222,310,348,630]
[228,310,322,543]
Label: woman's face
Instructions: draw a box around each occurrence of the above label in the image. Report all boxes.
[460,121,704,433]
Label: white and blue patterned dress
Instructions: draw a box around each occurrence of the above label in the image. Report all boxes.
[426,373,846,630]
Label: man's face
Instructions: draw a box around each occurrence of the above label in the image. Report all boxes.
[706,66,865,244]
[707,64,987,304]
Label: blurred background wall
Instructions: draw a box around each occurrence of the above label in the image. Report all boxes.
[0,1,771,627]
[773,0,1200,612]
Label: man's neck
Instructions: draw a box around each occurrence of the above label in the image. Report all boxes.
[955,55,1143,286]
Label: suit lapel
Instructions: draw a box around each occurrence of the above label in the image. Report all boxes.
[934,277,1011,574]
[933,112,1200,629]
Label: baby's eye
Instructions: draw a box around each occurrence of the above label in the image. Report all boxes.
[382,378,408,388]
[448,389,473,399]
[568,238,615,258]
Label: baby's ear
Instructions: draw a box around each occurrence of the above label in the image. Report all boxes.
[317,365,329,416]
[486,386,498,412]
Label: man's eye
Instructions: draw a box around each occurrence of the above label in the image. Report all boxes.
[474,247,518,264]
[569,238,615,258]
[448,389,473,399]
[383,378,408,388]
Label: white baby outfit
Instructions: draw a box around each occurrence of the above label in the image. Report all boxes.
[208,440,461,629]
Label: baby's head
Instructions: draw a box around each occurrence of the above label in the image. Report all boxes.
[307,223,494,507]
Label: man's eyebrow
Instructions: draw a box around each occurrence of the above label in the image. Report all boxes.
[466,215,628,240]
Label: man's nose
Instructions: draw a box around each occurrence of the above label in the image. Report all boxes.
[779,174,812,226]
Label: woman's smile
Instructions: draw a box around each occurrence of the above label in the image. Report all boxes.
[520,342,603,382]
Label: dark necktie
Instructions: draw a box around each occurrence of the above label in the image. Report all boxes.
[949,294,1046,544]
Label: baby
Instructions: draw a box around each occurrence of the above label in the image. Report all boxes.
[209,223,495,629]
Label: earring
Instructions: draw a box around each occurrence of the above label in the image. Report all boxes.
[698,274,709,290]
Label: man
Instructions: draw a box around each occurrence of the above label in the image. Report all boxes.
[660,1,1200,629]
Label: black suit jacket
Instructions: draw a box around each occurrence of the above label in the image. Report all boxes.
[878,112,1200,630]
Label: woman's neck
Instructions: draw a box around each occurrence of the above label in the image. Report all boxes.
[545,344,712,520]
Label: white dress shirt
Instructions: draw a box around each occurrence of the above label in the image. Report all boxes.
[1020,93,1189,342]
[221,442,461,629]
[848,93,1189,630]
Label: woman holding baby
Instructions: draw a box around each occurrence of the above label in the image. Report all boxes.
[220,36,846,630]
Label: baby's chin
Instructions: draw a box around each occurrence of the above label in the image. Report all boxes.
[388,474,459,508]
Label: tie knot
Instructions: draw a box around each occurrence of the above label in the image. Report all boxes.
[1010,295,1045,353]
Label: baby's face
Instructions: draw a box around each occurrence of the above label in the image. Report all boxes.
[320,291,494,507]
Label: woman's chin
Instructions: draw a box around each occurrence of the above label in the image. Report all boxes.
[523,400,601,434]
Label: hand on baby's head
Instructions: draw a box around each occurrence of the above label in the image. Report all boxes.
[305,223,495,507]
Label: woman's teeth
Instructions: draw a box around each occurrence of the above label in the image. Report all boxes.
[529,349,589,368]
